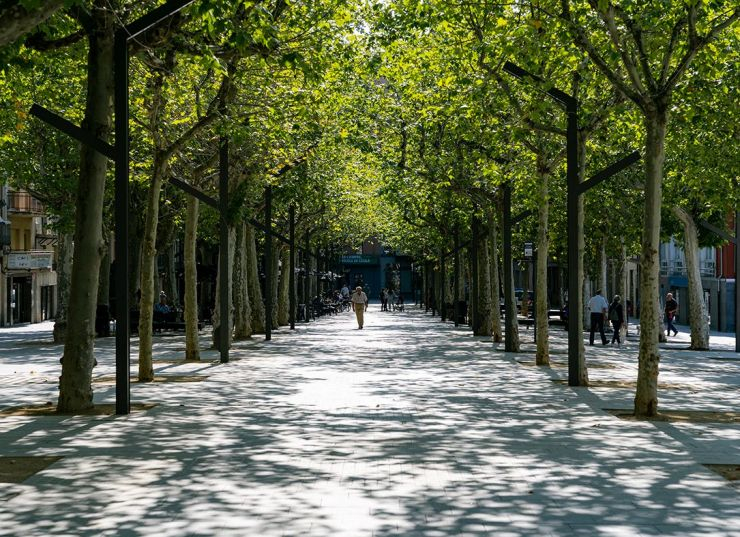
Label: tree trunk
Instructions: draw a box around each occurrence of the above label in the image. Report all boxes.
[53,231,74,343]
[476,230,493,336]
[233,221,252,340]
[246,223,265,334]
[278,245,290,326]
[634,109,668,417]
[212,226,235,351]
[504,246,520,352]
[600,235,608,299]
[488,209,503,342]
[162,242,178,307]
[535,164,550,366]
[57,5,114,412]
[270,242,281,329]
[97,236,111,306]
[184,196,200,361]
[673,206,710,350]
[137,155,168,382]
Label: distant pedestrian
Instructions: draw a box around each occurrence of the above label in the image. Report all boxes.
[665,292,679,336]
[340,284,349,299]
[608,295,624,346]
[351,286,368,329]
[381,288,389,311]
[588,289,609,346]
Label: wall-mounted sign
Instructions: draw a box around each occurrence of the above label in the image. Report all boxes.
[340,255,378,265]
[524,242,533,258]
[7,251,53,270]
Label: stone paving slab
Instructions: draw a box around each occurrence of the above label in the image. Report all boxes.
[0,309,738,536]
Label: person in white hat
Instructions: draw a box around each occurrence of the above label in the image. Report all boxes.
[350,286,368,329]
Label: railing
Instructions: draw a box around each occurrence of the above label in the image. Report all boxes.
[7,250,54,270]
[8,192,44,214]
[660,259,716,277]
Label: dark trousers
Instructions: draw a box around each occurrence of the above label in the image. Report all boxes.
[666,315,677,335]
[611,320,623,344]
[590,312,607,345]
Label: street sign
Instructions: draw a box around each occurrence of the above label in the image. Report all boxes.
[524,242,533,258]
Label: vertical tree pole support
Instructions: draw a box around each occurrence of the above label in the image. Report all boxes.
[503,183,516,352]
[289,205,296,330]
[264,186,272,341]
[454,227,460,327]
[430,262,436,316]
[440,252,446,322]
[218,138,230,361]
[503,61,640,385]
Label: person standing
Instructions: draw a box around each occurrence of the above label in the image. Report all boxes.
[351,286,368,329]
[588,289,609,346]
[608,295,624,346]
[380,288,389,311]
[665,292,679,336]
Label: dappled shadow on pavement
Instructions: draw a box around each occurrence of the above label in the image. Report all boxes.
[0,310,738,536]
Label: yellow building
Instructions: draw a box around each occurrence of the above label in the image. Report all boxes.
[0,187,57,326]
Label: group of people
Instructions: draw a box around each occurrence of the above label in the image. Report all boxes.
[380,288,404,311]
[589,289,679,347]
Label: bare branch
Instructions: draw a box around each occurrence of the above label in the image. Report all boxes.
[659,16,687,85]
[0,0,66,47]
[557,0,645,107]
[592,0,648,96]
[663,7,740,94]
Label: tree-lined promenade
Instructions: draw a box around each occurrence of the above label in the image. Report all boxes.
[0,0,738,419]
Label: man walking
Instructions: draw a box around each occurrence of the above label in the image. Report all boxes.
[351,286,368,329]
[665,292,679,336]
[588,289,609,346]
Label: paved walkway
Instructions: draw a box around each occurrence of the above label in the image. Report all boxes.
[0,308,738,536]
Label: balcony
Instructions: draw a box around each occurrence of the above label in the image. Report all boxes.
[7,250,54,270]
[8,192,44,214]
[660,259,716,277]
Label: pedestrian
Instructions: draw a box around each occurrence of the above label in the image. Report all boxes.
[665,292,679,336]
[588,289,609,346]
[351,285,368,329]
[381,288,389,311]
[340,283,349,299]
[608,295,624,346]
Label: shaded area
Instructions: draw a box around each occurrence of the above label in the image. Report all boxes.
[0,456,63,483]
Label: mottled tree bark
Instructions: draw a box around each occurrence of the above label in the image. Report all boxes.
[535,163,550,366]
[233,221,252,340]
[277,246,290,326]
[184,197,200,361]
[246,223,265,334]
[634,109,668,417]
[673,206,709,350]
[53,232,74,343]
[58,3,115,412]
[488,210,503,342]
[212,227,235,351]
[476,230,492,336]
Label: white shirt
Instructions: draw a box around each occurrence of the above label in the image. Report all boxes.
[588,294,609,314]
[351,291,368,304]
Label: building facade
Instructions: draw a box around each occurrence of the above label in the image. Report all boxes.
[0,186,58,326]
[659,236,736,332]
